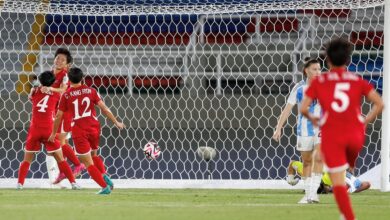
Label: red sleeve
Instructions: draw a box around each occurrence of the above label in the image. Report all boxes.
[361,78,374,96]
[92,88,101,104]
[58,93,68,112]
[305,77,319,99]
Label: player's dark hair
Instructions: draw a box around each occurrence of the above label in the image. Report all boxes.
[302,57,320,77]
[326,38,352,67]
[68,67,84,84]
[38,71,56,87]
[55,47,73,64]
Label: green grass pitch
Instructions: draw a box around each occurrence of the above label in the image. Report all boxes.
[0,189,389,220]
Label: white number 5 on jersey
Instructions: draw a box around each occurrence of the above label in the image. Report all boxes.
[331,83,350,112]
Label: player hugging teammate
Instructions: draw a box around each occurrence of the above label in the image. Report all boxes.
[18,48,125,194]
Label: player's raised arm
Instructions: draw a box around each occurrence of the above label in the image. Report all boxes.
[48,110,64,142]
[96,100,125,129]
[42,81,68,94]
[28,87,35,100]
[364,89,384,125]
[48,82,68,94]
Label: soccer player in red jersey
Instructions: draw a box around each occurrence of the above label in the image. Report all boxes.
[301,38,384,220]
[41,48,85,184]
[17,71,80,190]
[49,67,125,194]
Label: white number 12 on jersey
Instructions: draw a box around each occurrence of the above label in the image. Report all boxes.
[72,97,92,120]
[331,83,350,112]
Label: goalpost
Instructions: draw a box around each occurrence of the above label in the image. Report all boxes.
[381,0,390,192]
[0,0,388,190]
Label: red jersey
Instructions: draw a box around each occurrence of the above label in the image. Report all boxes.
[305,68,373,131]
[52,69,69,89]
[51,68,72,133]
[30,87,60,127]
[58,85,101,136]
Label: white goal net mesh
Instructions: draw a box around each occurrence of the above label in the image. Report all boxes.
[0,0,384,186]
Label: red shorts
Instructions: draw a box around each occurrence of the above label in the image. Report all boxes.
[25,125,61,153]
[321,127,365,173]
[57,112,72,133]
[72,125,100,155]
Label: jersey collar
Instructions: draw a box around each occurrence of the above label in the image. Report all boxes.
[330,67,347,74]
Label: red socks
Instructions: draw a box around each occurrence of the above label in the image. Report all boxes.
[87,165,107,188]
[57,160,75,183]
[92,156,106,174]
[333,185,355,220]
[62,144,81,166]
[18,161,30,185]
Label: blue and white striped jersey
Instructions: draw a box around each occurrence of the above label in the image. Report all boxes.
[287,80,321,137]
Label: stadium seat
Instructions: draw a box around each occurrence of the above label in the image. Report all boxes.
[247,17,299,33]
[299,9,351,17]
[44,14,197,46]
[350,31,383,49]
[84,75,128,94]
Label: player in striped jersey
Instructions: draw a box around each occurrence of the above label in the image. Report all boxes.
[287,160,371,193]
[273,58,323,203]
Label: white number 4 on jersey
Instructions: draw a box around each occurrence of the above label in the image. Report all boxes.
[36,95,50,112]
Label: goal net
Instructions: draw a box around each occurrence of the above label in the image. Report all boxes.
[0,0,387,189]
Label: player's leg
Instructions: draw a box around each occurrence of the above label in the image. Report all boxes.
[297,136,313,204]
[53,132,85,184]
[91,150,106,174]
[45,152,61,185]
[322,131,355,220]
[59,132,84,169]
[345,130,366,195]
[301,151,313,177]
[63,135,86,176]
[18,131,40,188]
[299,151,313,203]
[309,141,323,203]
[78,153,110,194]
[312,144,323,173]
[74,136,110,194]
[17,151,35,189]
[354,182,371,193]
[45,138,80,189]
[329,171,355,220]
[50,149,80,189]
[89,129,113,189]
[91,149,113,189]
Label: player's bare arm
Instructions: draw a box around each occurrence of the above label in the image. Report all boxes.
[97,100,125,129]
[28,87,35,100]
[41,81,68,94]
[300,96,320,127]
[364,90,384,125]
[273,103,294,142]
[48,110,64,142]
